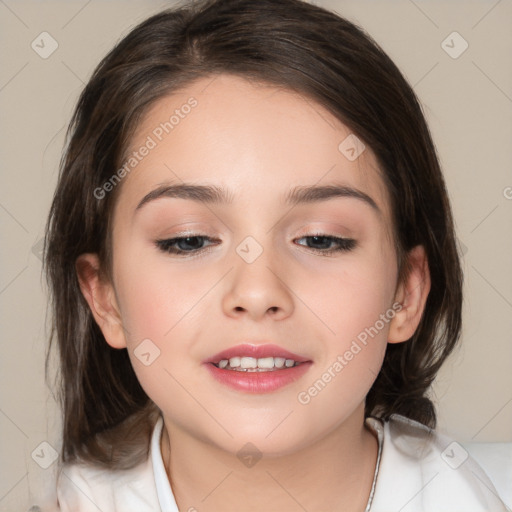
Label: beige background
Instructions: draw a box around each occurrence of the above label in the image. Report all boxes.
[1,0,511,508]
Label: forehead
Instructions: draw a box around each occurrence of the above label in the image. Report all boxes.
[117,73,391,220]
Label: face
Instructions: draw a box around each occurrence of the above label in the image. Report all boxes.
[91,74,405,455]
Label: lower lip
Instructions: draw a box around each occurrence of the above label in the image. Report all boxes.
[204,362,313,393]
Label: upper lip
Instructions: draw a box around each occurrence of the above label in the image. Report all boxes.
[203,343,311,364]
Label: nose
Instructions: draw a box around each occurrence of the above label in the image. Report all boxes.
[221,242,294,322]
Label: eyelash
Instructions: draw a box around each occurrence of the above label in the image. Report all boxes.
[155,233,357,257]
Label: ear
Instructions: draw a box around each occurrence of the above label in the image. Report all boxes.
[388,245,431,344]
[75,253,127,349]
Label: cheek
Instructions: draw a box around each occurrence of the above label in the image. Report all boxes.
[113,245,208,342]
[112,245,216,394]
[297,243,396,402]
[112,251,210,415]
[295,275,392,430]
[301,241,397,343]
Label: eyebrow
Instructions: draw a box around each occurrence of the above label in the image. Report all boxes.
[135,182,380,214]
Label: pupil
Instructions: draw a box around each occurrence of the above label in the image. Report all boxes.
[179,237,202,250]
[311,236,329,249]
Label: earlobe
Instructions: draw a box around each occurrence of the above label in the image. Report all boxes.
[388,245,431,344]
[75,253,127,349]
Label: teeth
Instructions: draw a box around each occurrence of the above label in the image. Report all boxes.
[216,356,301,371]
[257,357,274,369]
[240,357,257,369]
[229,357,241,368]
[274,357,285,368]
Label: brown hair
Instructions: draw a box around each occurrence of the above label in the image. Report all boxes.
[44,0,463,469]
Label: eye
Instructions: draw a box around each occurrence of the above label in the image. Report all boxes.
[155,235,219,256]
[155,233,356,257]
[294,234,357,255]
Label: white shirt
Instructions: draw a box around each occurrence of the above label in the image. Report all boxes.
[54,414,508,511]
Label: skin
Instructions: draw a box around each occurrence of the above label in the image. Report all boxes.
[77,73,430,511]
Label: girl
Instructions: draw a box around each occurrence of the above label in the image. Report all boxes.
[43,0,507,510]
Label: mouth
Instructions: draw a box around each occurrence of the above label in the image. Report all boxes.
[204,343,310,369]
[203,343,312,393]
[212,356,303,372]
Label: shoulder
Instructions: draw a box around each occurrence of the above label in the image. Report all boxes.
[369,414,508,512]
[56,456,160,511]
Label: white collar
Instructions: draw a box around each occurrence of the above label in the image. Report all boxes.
[151,415,179,512]
[365,417,385,511]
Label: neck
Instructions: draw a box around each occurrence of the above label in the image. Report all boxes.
[160,405,379,512]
